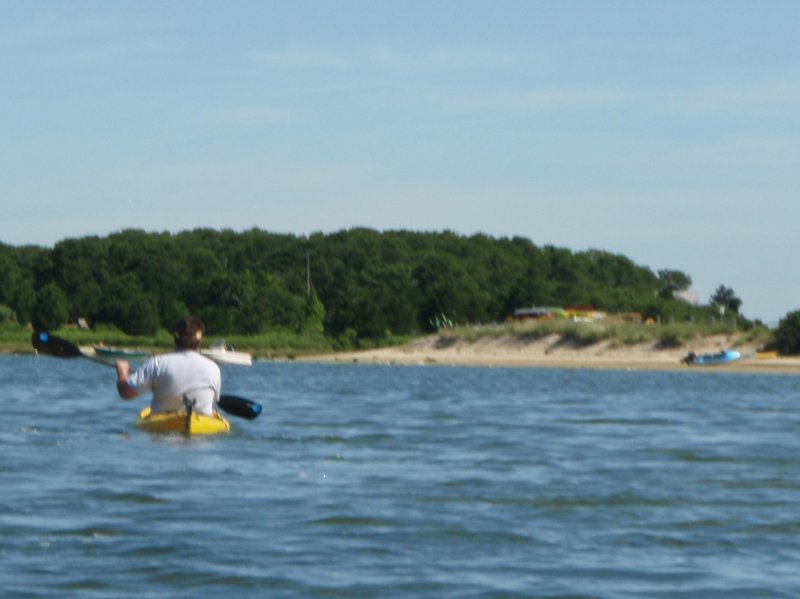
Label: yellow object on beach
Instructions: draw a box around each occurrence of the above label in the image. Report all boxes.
[136,406,231,435]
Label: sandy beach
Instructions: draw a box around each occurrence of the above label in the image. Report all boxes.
[302,333,800,374]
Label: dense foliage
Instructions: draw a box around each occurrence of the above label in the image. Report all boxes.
[773,310,800,355]
[0,228,742,341]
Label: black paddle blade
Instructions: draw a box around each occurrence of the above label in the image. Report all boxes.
[32,331,83,358]
[218,395,262,420]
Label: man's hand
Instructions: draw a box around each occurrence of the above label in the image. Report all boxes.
[115,360,137,400]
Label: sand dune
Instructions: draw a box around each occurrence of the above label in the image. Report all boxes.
[303,333,800,374]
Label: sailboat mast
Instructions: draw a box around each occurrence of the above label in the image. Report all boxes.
[306,252,311,301]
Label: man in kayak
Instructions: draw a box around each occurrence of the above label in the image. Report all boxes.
[115,316,222,416]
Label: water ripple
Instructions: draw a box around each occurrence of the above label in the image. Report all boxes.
[2,358,799,597]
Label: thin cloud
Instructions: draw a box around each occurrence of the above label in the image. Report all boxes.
[253,43,536,73]
[216,106,292,127]
[367,44,532,71]
[252,46,349,69]
[660,79,800,117]
[425,45,526,70]
[457,86,636,112]
[36,39,166,67]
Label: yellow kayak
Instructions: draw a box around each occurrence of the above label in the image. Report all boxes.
[136,406,231,436]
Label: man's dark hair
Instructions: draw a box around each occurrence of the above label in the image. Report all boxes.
[173,316,205,350]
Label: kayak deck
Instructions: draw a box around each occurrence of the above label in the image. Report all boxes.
[137,406,231,435]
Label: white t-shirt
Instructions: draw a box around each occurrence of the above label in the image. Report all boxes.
[125,350,221,415]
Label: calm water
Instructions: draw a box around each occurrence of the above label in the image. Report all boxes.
[1,355,799,598]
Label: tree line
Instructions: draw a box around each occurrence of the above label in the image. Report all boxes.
[0,228,747,340]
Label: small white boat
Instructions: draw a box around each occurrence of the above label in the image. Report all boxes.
[201,340,253,366]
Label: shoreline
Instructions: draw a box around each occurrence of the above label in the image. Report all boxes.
[7,331,800,374]
[299,333,800,375]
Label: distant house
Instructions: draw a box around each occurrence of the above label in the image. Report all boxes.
[513,305,610,322]
[564,305,607,321]
[674,289,700,305]
[513,305,646,324]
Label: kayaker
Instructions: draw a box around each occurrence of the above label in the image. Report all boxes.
[115,316,222,415]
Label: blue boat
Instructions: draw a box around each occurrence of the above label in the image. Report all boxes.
[682,349,741,366]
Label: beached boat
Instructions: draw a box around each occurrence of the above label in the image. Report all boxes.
[92,343,150,362]
[682,349,741,366]
[201,340,253,366]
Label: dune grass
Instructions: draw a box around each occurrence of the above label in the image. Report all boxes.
[439,319,773,350]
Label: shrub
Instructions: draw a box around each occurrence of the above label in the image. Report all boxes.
[0,304,16,325]
[774,310,800,355]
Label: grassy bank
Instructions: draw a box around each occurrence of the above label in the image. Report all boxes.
[1,324,337,359]
[1,324,416,359]
[1,319,775,359]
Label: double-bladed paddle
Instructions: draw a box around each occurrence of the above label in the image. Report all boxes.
[32,331,262,420]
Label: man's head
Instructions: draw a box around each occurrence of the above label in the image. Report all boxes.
[173,316,205,350]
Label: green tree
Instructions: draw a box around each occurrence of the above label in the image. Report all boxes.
[258,275,307,332]
[414,254,489,330]
[100,273,160,335]
[51,236,109,320]
[123,294,160,335]
[4,227,726,337]
[0,250,16,307]
[160,297,190,330]
[657,269,692,299]
[198,306,235,335]
[302,288,326,334]
[774,310,800,355]
[32,282,70,331]
[0,245,44,324]
[710,285,742,314]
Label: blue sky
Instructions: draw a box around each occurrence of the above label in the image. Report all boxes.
[2,1,799,324]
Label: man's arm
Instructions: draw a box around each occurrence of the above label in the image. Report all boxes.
[115,360,138,400]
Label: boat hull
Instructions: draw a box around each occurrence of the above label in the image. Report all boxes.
[684,350,741,366]
[136,407,231,435]
[93,345,150,361]
[200,349,253,366]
